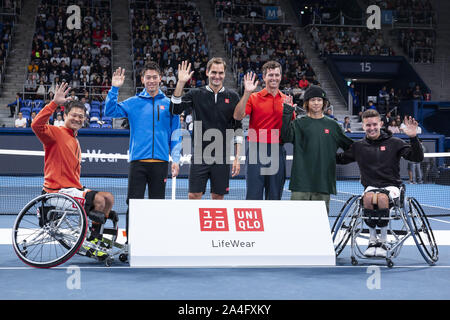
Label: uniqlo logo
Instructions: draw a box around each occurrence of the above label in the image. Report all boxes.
[225,98,230,103]
[380,146,386,151]
[234,208,264,232]
[199,208,229,231]
[324,129,330,134]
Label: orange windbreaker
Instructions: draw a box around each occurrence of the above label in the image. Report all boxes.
[31,101,83,191]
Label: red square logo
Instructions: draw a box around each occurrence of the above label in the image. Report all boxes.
[73,197,85,208]
[324,129,330,134]
[225,98,230,104]
[234,208,264,232]
[199,208,229,231]
[380,146,386,151]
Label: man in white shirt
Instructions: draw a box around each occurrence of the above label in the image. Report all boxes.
[15,112,27,128]
[53,113,65,127]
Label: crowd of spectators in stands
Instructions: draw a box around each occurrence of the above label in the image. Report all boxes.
[370,0,436,63]
[372,0,435,25]
[5,0,113,128]
[223,21,317,96]
[24,0,112,106]
[349,82,429,128]
[130,1,209,94]
[397,28,435,63]
[214,0,278,20]
[310,25,394,58]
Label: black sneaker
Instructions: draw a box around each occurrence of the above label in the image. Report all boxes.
[108,210,119,222]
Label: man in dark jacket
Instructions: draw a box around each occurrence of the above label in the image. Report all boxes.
[336,109,424,257]
[170,58,243,200]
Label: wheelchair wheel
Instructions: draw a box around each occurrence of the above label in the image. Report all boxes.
[12,193,88,268]
[331,195,361,257]
[405,197,438,265]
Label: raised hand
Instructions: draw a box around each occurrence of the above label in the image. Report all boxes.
[177,60,194,84]
[402,116,419,137]
[243,72,258,93]
[52,82,72,106]
[284,95,295,107]
[111,67,125,87]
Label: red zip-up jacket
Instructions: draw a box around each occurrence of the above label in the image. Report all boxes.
[31,101,82,191]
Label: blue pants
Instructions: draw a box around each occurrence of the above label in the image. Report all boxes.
[245,142,286,200]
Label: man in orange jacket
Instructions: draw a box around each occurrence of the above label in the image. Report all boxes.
[32,83,116,249]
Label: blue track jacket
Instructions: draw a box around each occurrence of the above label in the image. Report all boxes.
[105,87,181,163]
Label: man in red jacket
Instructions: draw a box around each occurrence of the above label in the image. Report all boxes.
[32,83,116,253]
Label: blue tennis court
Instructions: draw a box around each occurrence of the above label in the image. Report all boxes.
[1,178,450,300]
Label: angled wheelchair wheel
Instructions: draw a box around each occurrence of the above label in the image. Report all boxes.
[12,193,88,268]
[331,195,361,257]
[405,197,438,265]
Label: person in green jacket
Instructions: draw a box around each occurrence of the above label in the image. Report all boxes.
[281,85,353,213]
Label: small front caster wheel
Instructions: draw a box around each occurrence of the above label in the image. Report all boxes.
[387,259,394,268]
[119,253,128,263]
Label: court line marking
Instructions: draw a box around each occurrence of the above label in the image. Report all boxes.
[0,265,450,270]
[429,217,450,224]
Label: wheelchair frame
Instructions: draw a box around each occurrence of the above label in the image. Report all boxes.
[331,190,438,268]
[12,193,128,268]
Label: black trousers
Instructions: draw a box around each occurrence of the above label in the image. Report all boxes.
[126,161,169,241]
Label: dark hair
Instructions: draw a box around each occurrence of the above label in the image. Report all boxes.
[362,109,381,119]
[64,100,87,115]
[140,61,161,76]
[302,99,329,112]
[261,60,282,76]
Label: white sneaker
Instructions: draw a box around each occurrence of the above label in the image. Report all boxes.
[364,241,378,257]
[376,243,388,258]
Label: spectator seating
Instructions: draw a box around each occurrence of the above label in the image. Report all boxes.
[18,0,113,128]
[309,25,394,58]
[0,3,17,92]
[129,0,209,92]
[222,20,317,96]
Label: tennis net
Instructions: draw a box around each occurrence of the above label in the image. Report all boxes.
[1,149,449,217]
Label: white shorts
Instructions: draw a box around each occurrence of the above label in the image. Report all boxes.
[364,186,400,201]
[46,187,92,209]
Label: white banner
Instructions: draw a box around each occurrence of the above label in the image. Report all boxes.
[129,200,336,267]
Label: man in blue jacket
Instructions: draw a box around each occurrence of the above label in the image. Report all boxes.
[105,62,181,239]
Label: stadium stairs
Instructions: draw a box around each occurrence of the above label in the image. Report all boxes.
[110,0,135,128]
[280,0,356,126]
[196,0,236,91]
[411,0,450,101]
[0,0,38,128]
[196,0,248,127]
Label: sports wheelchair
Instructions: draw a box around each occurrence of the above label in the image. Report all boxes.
[12,193,128,268]
[331,186,438,268]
